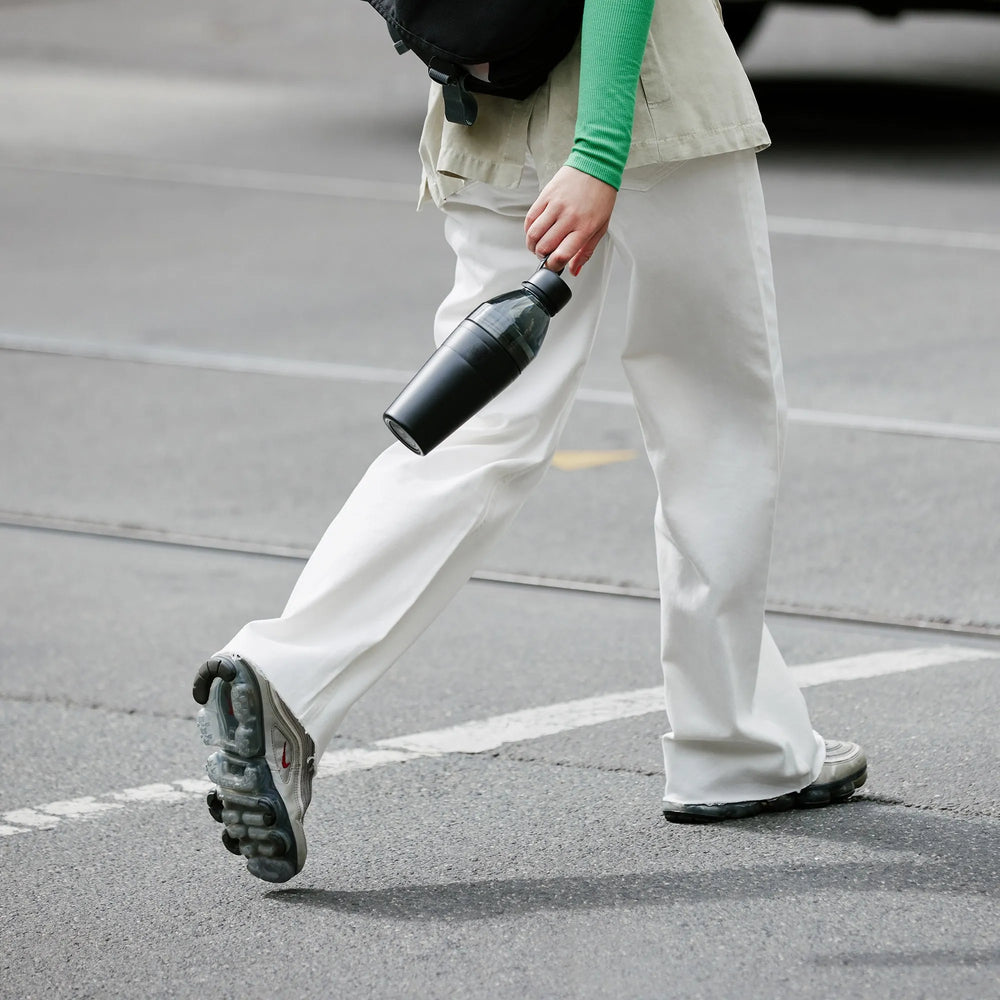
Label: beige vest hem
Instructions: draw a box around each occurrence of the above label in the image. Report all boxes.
[417,0,769,210]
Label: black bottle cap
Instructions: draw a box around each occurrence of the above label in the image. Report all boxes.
[522,265,572,316]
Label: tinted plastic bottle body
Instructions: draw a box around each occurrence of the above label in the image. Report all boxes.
[466,290,550,370]
[384,287,552,455]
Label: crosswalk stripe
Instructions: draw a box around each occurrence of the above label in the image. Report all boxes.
[1,646,994,836]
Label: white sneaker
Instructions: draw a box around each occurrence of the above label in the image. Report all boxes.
[663,739,867,824]
[193,654,314,883]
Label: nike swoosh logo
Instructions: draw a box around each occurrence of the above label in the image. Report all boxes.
[281,743,291,769]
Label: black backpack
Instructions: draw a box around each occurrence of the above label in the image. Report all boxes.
[363,0,585,126]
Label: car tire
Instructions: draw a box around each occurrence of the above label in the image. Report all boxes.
[721,1,768,51]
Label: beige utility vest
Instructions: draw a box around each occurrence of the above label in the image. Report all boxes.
[418,0,770,207]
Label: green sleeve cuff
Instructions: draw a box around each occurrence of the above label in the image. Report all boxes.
[564,150,624,190]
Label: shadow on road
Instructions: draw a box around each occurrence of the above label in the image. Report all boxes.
[265,801,998,921]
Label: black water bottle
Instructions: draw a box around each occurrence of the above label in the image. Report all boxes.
[383,263,572,455]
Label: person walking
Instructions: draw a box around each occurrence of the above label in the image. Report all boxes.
[193,0,867,884]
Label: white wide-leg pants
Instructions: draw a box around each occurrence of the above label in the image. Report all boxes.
[224,149,825,805]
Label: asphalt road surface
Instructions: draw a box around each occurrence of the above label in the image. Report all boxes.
[1,2,998,998]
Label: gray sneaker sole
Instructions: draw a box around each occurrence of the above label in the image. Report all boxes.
[194,655,304,883]
[663,764,868,825]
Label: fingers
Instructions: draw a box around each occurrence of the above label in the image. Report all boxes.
[192,655,238,705]
[524,199,564,258]
[523,193,546,238]
[546,237,586,275]
[540,224,607,276]
[568,247,594,277]
[529,230,592,275]
[526,199,589,264]
[524,167,617,274]
[526,208,590,272]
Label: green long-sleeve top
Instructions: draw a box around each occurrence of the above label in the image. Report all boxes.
[564,0,657,190]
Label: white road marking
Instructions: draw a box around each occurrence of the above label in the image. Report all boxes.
[0,781,214,838]
[39,797,124,818]
[316,747,425,777]
[111,783,194,805]
[0,331,415,386]
[3,808,59,829]
[317,645,995,775]
[767,215,1000,253]
[1,646,994,837]
[784,408,1000,446]
[790,646,994,686]
[0,150,418,204]
[3,332,998,446]
[577,388,1000,445]
[3,150,1000,254]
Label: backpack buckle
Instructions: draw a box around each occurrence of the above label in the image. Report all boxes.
[427,59,478,126]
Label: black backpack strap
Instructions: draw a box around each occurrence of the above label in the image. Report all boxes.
[427,58,479,126]
[386,23,410,54]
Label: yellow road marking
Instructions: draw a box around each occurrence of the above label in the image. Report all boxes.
[551,449,638,471]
